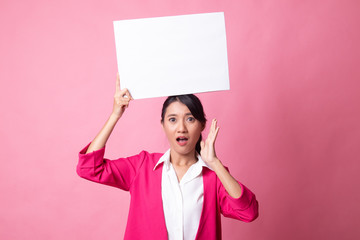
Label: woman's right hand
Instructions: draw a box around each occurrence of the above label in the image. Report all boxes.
[112,73,133,119]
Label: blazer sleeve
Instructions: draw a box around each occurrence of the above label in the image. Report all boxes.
[76,142,147,191]
[217,169,259,222]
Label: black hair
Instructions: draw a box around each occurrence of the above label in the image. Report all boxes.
[161,94,207,154]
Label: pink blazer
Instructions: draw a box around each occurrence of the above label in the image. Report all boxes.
[77,143,258,240]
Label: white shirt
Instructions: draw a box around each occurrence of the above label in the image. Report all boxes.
[153,149,212,240]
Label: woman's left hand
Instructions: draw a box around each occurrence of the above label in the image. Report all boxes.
[200,119,220,167]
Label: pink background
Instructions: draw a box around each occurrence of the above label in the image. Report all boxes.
[1,0,359,239]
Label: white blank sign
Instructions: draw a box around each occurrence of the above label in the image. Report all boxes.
[113,12,230,99]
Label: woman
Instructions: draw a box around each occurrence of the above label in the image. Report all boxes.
[77,74,258,240]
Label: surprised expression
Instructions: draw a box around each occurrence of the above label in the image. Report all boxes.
[162,101,204,157]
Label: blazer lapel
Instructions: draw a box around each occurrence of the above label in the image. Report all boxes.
[152,163,168,238]
[196,167,216,238]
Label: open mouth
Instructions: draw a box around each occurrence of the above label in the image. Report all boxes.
[176,137,188,142]
[176,137,188,145]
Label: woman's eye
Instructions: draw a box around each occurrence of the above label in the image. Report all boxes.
[169,118,176,122]
[187,117,195,122]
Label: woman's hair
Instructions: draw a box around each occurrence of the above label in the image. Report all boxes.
[161,94,207,154]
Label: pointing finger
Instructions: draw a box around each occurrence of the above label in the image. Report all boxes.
[116,72,120,93]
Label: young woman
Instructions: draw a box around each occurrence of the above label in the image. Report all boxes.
[77,74,258,240]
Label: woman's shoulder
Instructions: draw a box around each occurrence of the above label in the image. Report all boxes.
[130,150,164,165]
[125,150,164,174]
[135,150,163,156]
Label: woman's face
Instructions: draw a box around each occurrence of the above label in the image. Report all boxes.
[162,101,204,157]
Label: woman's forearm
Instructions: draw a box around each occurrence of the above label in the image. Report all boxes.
[85,74,132,154]
[212,159,243,198]
[85,113,121,153]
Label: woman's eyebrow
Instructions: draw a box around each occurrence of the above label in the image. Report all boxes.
[166,112,192,117]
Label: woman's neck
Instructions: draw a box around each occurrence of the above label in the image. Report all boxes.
[169,149,198,167]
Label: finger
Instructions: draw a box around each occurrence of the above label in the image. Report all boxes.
[121,95,132,104]
[119,88,129,98]
[118,88,132,100]
[200,140,205,150]
[209,119,217,137]
[212,119,217,130]
[213,126,220,141]
[209,119,219,142]
[123,89,133,100]
[115,95,130,105]
[116,72,120,93]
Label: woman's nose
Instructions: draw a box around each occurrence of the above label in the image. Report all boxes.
[177,120,187,132]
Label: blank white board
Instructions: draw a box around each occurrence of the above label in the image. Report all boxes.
[113,12,230,99]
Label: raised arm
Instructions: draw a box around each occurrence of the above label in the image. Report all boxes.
[86,73,133,153]
[200,119,242,198]
[201,119,258,221]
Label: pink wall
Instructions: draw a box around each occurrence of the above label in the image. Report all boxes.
[1,0,359,239]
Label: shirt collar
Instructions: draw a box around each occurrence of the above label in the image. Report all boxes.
[153,149,213,171]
